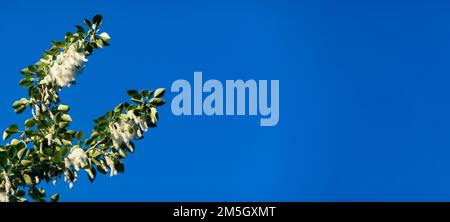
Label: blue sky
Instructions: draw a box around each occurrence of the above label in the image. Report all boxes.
[1,0,450,201]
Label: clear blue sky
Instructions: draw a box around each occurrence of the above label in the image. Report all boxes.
[1,0,450,201]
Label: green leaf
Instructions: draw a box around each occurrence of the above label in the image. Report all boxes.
[20,159,32,166]
[25,118,35,129]
[91,38,98,48]
[85,132,99,146]
[65,32,73,40]
[58,122,69,129]
[19,77,34,88]
[85,43,93,55]
[23,174,32,185]
[16,189,26,197]
[59,146,69,156]
[86,167,97,182]
[19,66,36,75]
[61,114,72,122]
[84,19,92,28]
[52,40,65,48]
[0,153,6,168]
[96,38,103,48]
[94,116,108,125]
[12,98,28,109]
[28,187,43,201]
[3,124,19,140]
[10,139,21,146]
[149,98,166,106]
[61,138,72,146]
[20,68,30,75]
[14,105,26,114]
[57,104,70,112]
[12,101,22,109]
[92,14,103,26]
[39,188,46,198]
[75,25,85,33]
[154,88,166,98]
[116,161,125,173]
[75,131,84,141]
[141,90,150,98]
[51,193,60,202]
[17,147,26,159]
[114,103,123,113]
[119,148,127,158]
[99,32,110,42]
[127,90,139,97]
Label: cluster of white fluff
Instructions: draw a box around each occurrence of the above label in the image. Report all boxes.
[108,108,158,152]
[66,146,88,171]
[41,41,88,87]
[63,169,77,189]
[0,171,12,202]
[60,147,88,188]
[0,192,6,202]
[109,121,135,152]
[127,110,149,138]
[104,155,117,177]
[108,110,152,152]
[150,107,158,124]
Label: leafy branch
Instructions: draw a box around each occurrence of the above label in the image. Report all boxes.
[0,14,165,202]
